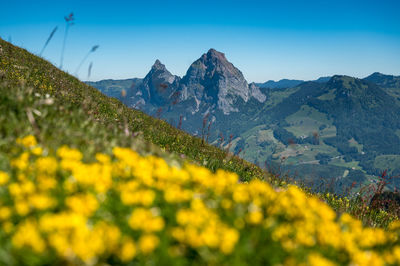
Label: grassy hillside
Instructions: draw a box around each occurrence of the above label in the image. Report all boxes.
[0,38,262,182]
[2,39,400,265]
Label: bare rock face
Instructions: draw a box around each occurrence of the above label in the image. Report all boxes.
[179,49,252,114]
[249,82,266,103]
[121,49,265,116]
[136,59,180,106]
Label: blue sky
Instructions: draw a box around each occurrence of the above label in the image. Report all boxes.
[1,0,399,82]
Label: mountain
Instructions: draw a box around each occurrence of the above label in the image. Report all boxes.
[245,75,400,189]
[156,49,267,139]
[314,76,332,83]
[88,60,181,113]
[249,82,267,102]
[87,49,268,139]
[364,72,400,103]
[178,49,264,115]
[321,75,400,160]
[255,76,331,89]
[364,72,400,89]
[256,79,304,89]
[134,59,180,108]
[89,49,266,117]
[275,76,400,165]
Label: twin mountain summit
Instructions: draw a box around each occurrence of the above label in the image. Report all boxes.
[87,49,400,193]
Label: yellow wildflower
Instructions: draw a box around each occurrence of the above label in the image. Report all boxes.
[30,193,56,210]
[11,152,29,170]
[12,220,46,253]
[95,153,111,164]
[31,146,43,156]
[35,156,57,175]
[57,145,83,161]
[0,171,9,185]
[129,208,164,232]
[247,210,263,224]
[16,135,37,148]
[15,201,30,216]
[118,237,137,262]
[0,206,11,220]
[2,221,14,233]
[220,228,239,254]
[66,193,99,216]
[139,234,159,254]
[308,253,336,266]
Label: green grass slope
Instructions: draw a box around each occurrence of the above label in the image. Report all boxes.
[0,38,263,181]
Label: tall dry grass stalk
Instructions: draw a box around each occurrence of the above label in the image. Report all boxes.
[40,26,57,56]
[75,45,99,76]
[87,62,93,79]
[60,13,74,69]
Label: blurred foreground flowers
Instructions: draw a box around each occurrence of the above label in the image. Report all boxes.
[1,135,400,265]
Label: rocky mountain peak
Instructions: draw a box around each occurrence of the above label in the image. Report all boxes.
[249,82,266,103]
[206,48,226,60]
[199,48,241,77]
[146,59,177,84]
[135,60,180,106]
[118,49,266,115]
[151,59,166,71]
[180,49,251,114]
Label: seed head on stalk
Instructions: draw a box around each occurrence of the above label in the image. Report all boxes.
[75,45,99,77]
[60,12,75,69]
[40,26,57,57]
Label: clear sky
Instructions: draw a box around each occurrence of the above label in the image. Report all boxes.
[1,0,399,82]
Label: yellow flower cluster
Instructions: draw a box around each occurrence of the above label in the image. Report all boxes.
[1,135,400,265]
[16,135,37,148]
[173,199,239,254]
